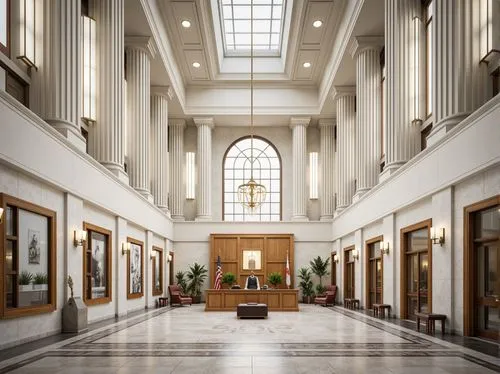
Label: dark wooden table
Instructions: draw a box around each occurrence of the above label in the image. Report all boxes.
[415,312,446,335]
[344,298,360,310]
[158,297,168,307]
[372,304,391,318]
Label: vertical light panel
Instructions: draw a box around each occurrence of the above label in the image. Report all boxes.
[480,0,500,62]
[18,0,36,67]
[425,3,433,117]
[412,15,421,122]
[0,0,7,49]
[309,152,318,199]
[82,15,96,122]
[186,152,195,199]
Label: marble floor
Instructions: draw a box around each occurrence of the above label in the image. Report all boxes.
[0,305,499,373]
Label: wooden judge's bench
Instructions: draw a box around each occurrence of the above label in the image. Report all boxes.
[205,234,299,312]
[205,289,299,311]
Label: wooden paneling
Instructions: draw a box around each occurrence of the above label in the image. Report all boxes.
[210,234,294,289]
[205,290,298,311]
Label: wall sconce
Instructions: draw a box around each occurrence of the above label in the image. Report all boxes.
[122,242,131,255]
[167,254,173,263]
[73,229,87,247]
[352,249,359,260]
[333,254,339,263]
[0,207,4,224]
[18,0,37,68]
[381,242,390,255]
[431,227,445,246]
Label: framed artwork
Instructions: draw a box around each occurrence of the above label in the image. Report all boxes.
[127,237,144,299]
[152,247,163,296]
[242,249,262,270]
[0,193,57,319]
[83,222,112,305]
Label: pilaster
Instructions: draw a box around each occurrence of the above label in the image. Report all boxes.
[169,120,186,221]
[290,117,310,221]
[194,117,214,221]
[319,119,336,221]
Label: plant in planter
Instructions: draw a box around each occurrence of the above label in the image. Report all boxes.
[297,267,314,303]
[175,271,188,295]
[33,272,48,290]
[309,256,330,296]
[221,272,236,288]
[267,272,282,289]
[186,263,208,303]
[19,270,33,291]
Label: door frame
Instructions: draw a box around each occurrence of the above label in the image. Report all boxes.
[343,245,355,300]
[400,219,432,319]
[331,252,337,286]
[365,235,383,309]
[169,251,174,286]
[463,195,500,336]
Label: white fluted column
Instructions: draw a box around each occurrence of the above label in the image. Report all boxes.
[333,87,356,215]
[290,117,310,221]
[150,86,172,214]
[350,36,383,201]
[125,37,155,202]
[427,0,489,146]
[381,0,421,180]
[194,118,214,221]
[169,120,186,221]
[94,0,128,182]
[41,0,85,151]
[319,119,336,221]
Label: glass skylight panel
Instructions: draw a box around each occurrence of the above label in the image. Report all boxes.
[220,0,286,56]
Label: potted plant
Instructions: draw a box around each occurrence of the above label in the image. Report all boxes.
[310,256,330,296]
[186,263,208,303]
[33,272,48,290]
[267,272,282,289]
[297,267,314,303]
[175,271,188,294]
[221,272,236,288]
[19,270,33,291]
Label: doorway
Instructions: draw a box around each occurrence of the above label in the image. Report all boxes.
[169,251,174,286]
[464,196,500,340]
[344,246,355,300]
[366,236,383,309]
[400,219,432,320]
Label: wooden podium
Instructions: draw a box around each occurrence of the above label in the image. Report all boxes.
[205,289,299,311]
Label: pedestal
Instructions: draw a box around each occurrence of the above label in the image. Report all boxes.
[62,297,88,333]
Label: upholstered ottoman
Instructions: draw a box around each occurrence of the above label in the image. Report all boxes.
[237,303,268,319]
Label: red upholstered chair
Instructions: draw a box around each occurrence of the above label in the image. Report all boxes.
[314,285,337,306]
[168,285,192,306]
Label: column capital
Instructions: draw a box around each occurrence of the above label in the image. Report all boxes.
[289,117,311,129]
[169,118,187,129]
[318,118,336,128]
[151,86,174,100]
[125,36,156,59]
[193,117,215,129]
[349,36,384,59]
[331,86,356,102]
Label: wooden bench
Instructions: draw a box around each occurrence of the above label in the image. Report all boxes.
[344,298,360,310]
[372,304,391,318]
[237,303,268,319]
[415,312,446,335]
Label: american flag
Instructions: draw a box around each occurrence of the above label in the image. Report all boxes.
[214,255,222,290]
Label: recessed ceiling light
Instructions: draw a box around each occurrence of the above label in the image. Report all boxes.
[303,62,311,68]
[192,62,201,68]
[181,20,191,28]
[313,20,323,28]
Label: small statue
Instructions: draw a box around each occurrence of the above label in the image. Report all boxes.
[67,275,74,299]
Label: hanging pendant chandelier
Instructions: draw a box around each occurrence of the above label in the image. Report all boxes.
[237,0,267,213]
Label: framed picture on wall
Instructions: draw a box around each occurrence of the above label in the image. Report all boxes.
[127,237,144,299]
[242,249,262,270]
[83,222,112,305]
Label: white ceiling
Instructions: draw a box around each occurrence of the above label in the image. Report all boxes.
[123,0,385,125]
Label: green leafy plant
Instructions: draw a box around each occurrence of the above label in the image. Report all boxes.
[309,256,330,294]
[186,263,208,297]
[175,271,188,294]
[19,271,33,286]
[297,267,314,297]
[267,272,282,288]
[222,272,236,287]
[33,272,48,285]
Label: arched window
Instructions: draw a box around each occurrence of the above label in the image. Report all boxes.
[223,136,281,221]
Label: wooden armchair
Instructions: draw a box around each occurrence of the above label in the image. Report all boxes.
[168,285,192,306]
[314,285,337,306]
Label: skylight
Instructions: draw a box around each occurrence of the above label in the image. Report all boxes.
[219,0,286,56]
